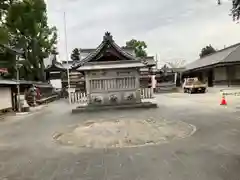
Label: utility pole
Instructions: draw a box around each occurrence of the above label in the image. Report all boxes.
[63,11,71,104]
[155,54,158,69]
[16,55,22,112]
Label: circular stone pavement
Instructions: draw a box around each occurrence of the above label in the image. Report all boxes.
[55,119,195,148]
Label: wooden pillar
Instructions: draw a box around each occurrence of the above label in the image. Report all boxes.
[226,66,230,87]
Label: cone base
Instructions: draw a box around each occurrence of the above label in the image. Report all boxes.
[220,99,227,106]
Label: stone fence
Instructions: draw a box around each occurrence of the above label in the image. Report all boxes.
[69,88,154,104]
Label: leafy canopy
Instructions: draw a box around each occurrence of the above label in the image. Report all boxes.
[71,48,80,61]
[0,0,58,81]
[199,45,216,58]
[218,0,240,21]
[125,39,147,58]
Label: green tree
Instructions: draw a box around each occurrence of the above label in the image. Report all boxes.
[0,47,14,77]
[71,48,80,61]
[0,0,12,44]
[4,0,57,81]
[125,39,147,57]
[0,27,9,44]
[199,45,216,58]
[231,0,240,21]
[0,0,10,22]
[218,0,240,21]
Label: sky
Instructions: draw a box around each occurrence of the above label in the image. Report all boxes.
[46,0,240,66]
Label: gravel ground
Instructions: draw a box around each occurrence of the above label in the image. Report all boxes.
[56,118,194,148]
[0,94,240,179]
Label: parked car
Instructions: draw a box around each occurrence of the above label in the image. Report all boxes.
[183,77,207,94]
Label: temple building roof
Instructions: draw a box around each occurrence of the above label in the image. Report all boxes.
[77,44,155,68]
[72,32,140,69]
[44,32,156,73]
[45,54,65,72]
[79,47,136,59]
[144,56,156,66]
[184,42,240,72]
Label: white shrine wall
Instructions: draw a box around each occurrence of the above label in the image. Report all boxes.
[85,68,141,105]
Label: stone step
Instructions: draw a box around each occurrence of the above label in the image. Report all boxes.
[72,102,158,113]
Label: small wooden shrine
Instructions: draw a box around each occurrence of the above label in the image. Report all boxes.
[72,32,148,106]
[45,54,65,81]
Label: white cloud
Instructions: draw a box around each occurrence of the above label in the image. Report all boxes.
[46,0,240,64]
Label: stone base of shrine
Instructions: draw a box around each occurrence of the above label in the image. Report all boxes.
[72,102,158,114]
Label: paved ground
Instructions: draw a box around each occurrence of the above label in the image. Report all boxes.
[1,93,240,179]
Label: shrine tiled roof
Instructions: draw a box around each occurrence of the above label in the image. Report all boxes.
[80,47,135,57]
[144,56,156,66]
[72,32,141,69]
[79,49,95,53]
[0,79,52,87]
[72,32,156,70]
[45,54,66,71]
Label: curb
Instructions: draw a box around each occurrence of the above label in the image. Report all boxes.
[72,102,158,114]
[15,112,30,116]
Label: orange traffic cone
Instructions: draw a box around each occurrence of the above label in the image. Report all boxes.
[220,95,227,106]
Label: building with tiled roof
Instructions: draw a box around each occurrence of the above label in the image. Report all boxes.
[183,43,240,87]
[55,34,157,91]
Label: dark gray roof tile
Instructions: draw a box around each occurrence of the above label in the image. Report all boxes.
[185,43,240,71]
[72,32,139,69]
[79,49,96,53]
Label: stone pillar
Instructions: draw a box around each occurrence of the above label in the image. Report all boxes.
[135,70,140,89]
[135,70,141,103]
[226,66,230,87]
